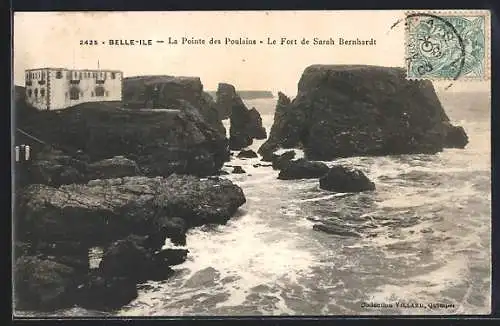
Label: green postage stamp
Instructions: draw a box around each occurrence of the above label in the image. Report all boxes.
[405,10,490,80]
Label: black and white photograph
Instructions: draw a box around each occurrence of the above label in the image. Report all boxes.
[12,10,491,317]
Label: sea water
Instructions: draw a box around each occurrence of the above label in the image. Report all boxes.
[29,92,491,316]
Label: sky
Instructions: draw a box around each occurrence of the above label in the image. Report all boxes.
[13,11,490,95]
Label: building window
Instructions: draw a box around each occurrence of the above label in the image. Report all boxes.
[25,73,29,80]
[40,88,45,97]
[111,72,116,79]
[69,87,80,100]
[34,88,38,98]
[95,86,105,97]
[56,71,63,79]
[67,71,71,79]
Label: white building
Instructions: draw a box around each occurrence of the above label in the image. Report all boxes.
[24,68,123,110]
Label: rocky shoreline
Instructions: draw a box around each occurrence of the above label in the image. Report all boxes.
[14,173,245,311]
[13,64,469,313]
[259,65,468,160]
[13,76,258,312]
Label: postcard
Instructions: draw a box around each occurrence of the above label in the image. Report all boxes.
[12,10,491,317]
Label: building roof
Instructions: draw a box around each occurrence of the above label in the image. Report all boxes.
[25,67,123,73]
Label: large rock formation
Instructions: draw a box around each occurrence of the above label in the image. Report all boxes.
[123,75,226,135]
[14,174,246,311]
[14,256,78,311]
[270,150,296,170]
[214,83,235,120]
[319,166,375,193]
[17,100,229,178]
[86,156,141,180]
[248,107,267,139]
[17,174,246,245]
[259,65,469,160]
[17,147,143,188]
[277,159,329,180]
[98,235,177,283]
[237,149,258,159]
[215,83,267,150]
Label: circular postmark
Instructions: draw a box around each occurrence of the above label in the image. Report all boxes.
[406,13,466,80]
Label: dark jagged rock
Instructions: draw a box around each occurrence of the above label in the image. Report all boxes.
[443,123,469,148]
[258,92,296,157]
[156,248,189,266]
[98,235,175,283]
[75,271,138,310]
[17,100,228,178]
[17,147,143,188]
[13,79,242,313]
[312,223,361,237]
[152,216,187,247]
[17,174,246,246]
[237,149,258,159]
[232,166,246,174]
[217,83,267,150]
[259,65,469,160]
[319,166,375,193]
[14,171,244,312]
[21,148,88,187]
[16,75,231,179]
[14,256,78,311]
[32,241,90,272]
[271,150,296,170]
[248,107,267,140]
[214,83,235,120]
[229,89,254,150]
[123,75,226,135]
[87,156,141,180]
[277,159,329,180]
[14,239,89,272]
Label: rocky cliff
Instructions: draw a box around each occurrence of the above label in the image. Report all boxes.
[215,83,267,150]
[214,83,235,120]
[16,89,229,178]
[13,77,244,312]
[259,65,468,160]
[123,75,226,135]
[14,174,246,311]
